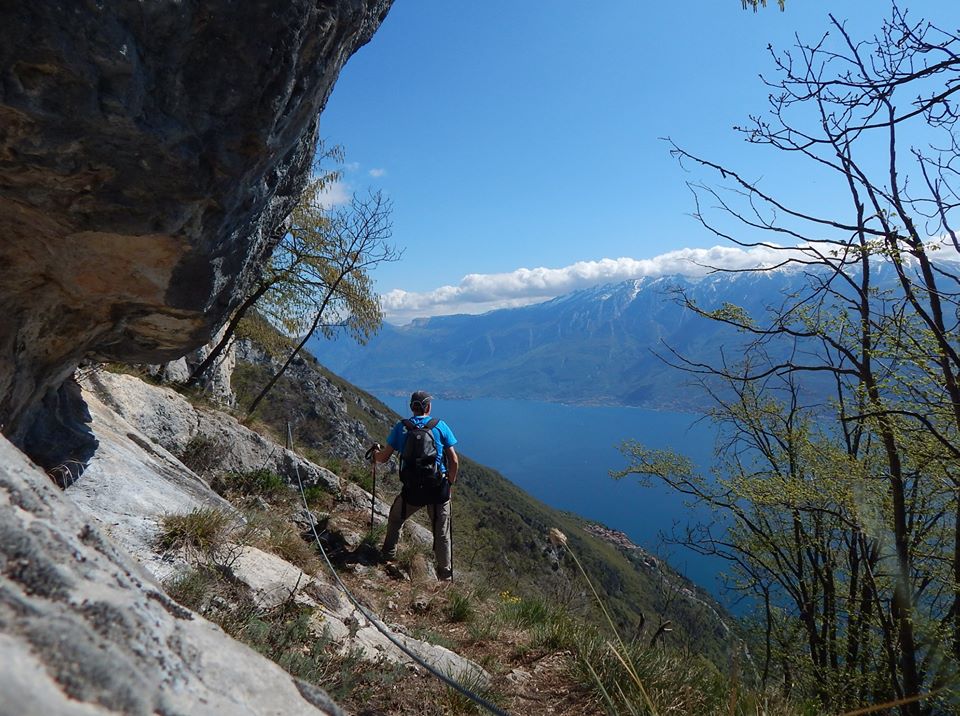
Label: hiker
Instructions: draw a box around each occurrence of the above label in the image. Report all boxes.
[367,390,459,581]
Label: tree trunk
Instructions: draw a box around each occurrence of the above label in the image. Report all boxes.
[187,282,271,388]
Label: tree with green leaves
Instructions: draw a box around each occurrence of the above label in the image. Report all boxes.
[619,6,960,714]
[187,143,345,388]
[243,184,398,417]
[188,146,399,416]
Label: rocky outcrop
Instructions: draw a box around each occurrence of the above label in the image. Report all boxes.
[77,369,433,553]
[0,435,343,715]
[85,370,342,496]
[58,370,481,692]
[149,324,238,407]
[0,0,392,442]
[237,339,393,462]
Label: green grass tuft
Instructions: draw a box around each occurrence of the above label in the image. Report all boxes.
[496,594,559,630]
[444,591,475,623]
[156,507,236,556]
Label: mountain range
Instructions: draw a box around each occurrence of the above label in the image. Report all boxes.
[309,270,840,410]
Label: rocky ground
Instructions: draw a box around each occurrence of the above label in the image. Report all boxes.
[30,368,604,715]
[0,413,341,715]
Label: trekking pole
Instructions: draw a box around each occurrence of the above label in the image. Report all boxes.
[370,458,377,532]
[449,485,455,582]
[364,444,380,532]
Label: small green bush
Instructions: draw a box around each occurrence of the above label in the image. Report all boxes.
[441,666,502,715]
[497,594,558,629]
[211,468,288,500]
[467,616,502,644]
[302,485,334,511]
[348,463,374,492]
[361,523,386,548]
[531,611,580,651]
[163,567,216,611]
[245,510,320,574]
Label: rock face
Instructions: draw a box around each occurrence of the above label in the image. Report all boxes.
[237,339,393,461]
[0,435,344,716]
[77,370,434,554]
[59,370,482,698]
[85,370,343,498]
[0,0,392,441]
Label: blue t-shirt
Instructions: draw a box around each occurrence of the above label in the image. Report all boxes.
[387,416,457,475]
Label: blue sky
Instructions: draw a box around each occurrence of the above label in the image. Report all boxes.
[318,1,956,323]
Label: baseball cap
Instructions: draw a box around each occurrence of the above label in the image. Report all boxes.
[409,390,433,409]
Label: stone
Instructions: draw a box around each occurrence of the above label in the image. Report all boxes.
[0,436,343,715]
[0,0,393,442]
[83,370,341,494]
[409,553,438,584]
[67,375,235,582]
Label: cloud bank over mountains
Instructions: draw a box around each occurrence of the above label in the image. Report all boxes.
[382,244,802,323]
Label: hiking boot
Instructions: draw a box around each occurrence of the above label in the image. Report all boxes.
[437,568,453,582]
[384,562,406,580]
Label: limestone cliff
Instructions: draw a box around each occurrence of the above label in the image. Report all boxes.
[0,0,392,441]
[0,433,343,716]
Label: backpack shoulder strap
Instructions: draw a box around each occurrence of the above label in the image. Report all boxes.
[401,419,417,431]
[424,418,440,430]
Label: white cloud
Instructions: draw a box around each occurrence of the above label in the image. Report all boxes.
[381,244,813,323]
[314,179,351,209]
[368,167,387,178]
[344,161,361,172]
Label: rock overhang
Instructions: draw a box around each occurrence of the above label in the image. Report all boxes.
[0,0,393,441]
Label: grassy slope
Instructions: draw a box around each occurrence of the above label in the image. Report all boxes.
[233,346,737,669]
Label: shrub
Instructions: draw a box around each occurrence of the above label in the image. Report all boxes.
[163,566,216,611]
[531,611,581,652]
[177,435,228,476]
[361,523,386,548]
[156,507,236,557]
[497,594,558,629]
[302,485,334,511]
[347,463,374,492]
[245,510,320,574]
[441,666,502,715]
[211,468,288,500]
[466,616,502,645]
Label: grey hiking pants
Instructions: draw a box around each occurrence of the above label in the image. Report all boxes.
[381,495,452,574]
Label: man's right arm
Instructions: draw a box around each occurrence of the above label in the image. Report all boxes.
[373,444,395,463]
[369,421,402,463]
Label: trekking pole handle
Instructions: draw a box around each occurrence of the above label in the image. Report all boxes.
[365,443,382,462]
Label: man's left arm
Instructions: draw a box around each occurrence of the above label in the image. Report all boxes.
[438,420,459,485]
[444,446,459,485]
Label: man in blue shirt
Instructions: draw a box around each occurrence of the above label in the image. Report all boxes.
[368,390,459,581]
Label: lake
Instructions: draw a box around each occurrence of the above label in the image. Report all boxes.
[377,394,725,595]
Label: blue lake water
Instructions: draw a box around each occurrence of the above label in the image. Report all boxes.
[377,394,725,596]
